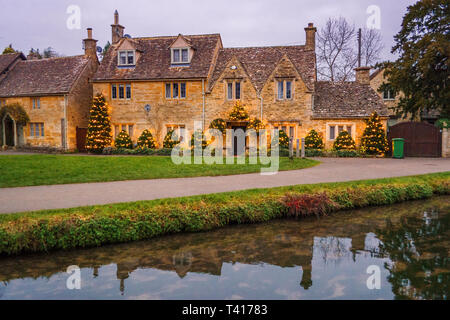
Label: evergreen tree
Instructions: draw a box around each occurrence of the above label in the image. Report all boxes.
[228,101,249,121]
[137,129,157,149]
[272,130,290,148]
[2,44,16,54]
[115,131,133,149]
[85,94,112,153]
[333,131,356,150]
[380,0,449,118]
[190,129,209,149]
[305,129,324,149]
[163,129,180,149]
[361,112,389,155]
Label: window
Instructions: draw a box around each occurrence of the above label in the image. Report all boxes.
[286,81,292,99]
[30,123,44,137]
[329,126,336,140]
[119,85,124,99]
[32,98,40,109]
[328,124,354,141]
[114,124,135,139]
[180,83,186,99]
[235,82,241,100]
[0,99,6,106]
[126,84,131,100]
[277,81,284,100]
[227,83,233,100]
[165,84,171,98]
[226,81,241,100]
[165,82,187,99]
[383,89,395,100]
[118,50,135,66]
[277,80,294,100]
[172,48,190,64]
[112,85,117,99]
[173,83,179,99]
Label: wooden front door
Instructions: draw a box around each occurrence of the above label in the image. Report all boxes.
[4,118,15,146]
[388,122,442,157]
[76,127,88,152]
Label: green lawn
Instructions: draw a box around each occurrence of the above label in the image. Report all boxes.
[0,155,319,188]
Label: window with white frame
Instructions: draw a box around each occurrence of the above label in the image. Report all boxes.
[171,48,190,64]
[118,50,135,66]
[277,80,293,100]
[226,81,241,100]
[383,89,395,100]
[327,124,353,141]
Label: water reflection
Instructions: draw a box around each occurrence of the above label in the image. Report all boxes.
[0,197,448,300]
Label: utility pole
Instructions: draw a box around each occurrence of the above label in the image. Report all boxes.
[358,28,362,67]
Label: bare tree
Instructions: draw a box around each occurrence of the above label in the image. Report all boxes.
[317,17,384,81]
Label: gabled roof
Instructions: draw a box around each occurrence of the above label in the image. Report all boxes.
[208,45,315,93]
[0,52,25,75]
[312,81,388,119]
[0,55,91,97]
[93,34,222,81]
[369,68,383,80]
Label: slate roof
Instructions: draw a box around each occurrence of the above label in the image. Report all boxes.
[93,34,221,81]
[208,46,315,93]
[0,55,91,97]
[312,81,388,119]
[0,53,25,76]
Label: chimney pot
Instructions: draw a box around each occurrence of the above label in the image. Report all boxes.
[87,28,93,39]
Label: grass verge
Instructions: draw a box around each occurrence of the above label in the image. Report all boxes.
[0,155,318,188]
[0,172,448,256]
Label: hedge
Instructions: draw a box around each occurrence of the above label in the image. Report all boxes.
[0,174,448,255]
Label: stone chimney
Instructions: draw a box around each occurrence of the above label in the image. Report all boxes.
[304,23,317,51]
[83,28,98,60]
[111,10,125,44]
[354,67,371,85]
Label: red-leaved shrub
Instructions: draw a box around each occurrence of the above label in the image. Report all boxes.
[282,192,337,218]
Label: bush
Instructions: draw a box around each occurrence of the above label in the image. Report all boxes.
[305,130,324,150]
[272,130,290,148]
[228,101,249,121]
[209,119,227,134]
[190,130,209,149]
[247,118,266,132]
[137,129,157,149]
[163,129,180,149]
[114,131,133,149]
[305,149,324,157]
[360,112,389,155]
[333,131,356,150]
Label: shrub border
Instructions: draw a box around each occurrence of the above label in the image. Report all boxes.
[0,174,448,256]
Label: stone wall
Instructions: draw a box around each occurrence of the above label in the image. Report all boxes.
[443,128,450,158]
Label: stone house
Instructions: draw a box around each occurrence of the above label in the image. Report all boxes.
[93,12,388,149]
[0,29,99,150]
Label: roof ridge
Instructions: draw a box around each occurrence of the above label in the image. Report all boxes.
[133,33,221,41]
[223,44,307,50]
[22,55,86,63]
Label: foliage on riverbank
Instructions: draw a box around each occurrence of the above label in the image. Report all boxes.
[0,173,448,255]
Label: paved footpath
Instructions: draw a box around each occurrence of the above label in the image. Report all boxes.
[0,157,449,214]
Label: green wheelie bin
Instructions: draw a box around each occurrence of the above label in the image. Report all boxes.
[392,138,405,159]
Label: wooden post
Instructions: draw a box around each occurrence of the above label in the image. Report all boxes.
[296,139,300,158]
[289,137,294,158]
[301,138,306,158]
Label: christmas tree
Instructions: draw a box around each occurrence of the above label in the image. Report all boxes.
[163,129,180,149]
[272,130,290,148]
[190,129,209,149]
[228,101,249,121]
[361,112,389,155]
[305,129,324,149]
[85,94,112,153]
[333,131,356,150]
[137,129,157,149]
[115,131,133,149]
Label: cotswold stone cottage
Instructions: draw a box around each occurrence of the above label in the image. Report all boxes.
[93,11,388,149]
[0,29,98,150]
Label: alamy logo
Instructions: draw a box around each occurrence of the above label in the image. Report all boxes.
[366,265,381,290]
[66,5,81,30]
[366,5,381,30]
[66,265,81,290]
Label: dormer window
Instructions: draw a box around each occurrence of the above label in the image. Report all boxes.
[118,50,135,66]
[172,48,190,64]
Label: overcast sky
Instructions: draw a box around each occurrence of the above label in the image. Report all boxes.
[0,0,417,61]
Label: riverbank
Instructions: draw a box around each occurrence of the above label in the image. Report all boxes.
[0,172,448,256]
